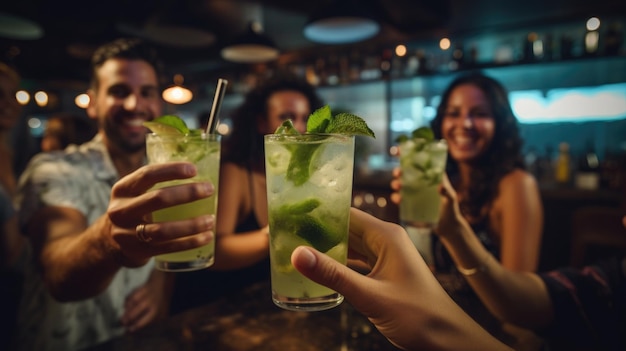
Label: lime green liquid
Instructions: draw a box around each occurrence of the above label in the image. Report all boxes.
[398,139,448,228]
[146,133,220,272]
[400,184,441,226]
[152,182,216,267]
[265,134,354,311]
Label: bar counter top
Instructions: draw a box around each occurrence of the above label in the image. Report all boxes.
[86,275,542,351]
[87,279,400,351]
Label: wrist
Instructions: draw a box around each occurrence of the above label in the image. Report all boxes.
[456,253,491,277]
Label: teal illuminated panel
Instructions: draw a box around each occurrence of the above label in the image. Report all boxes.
[511,83,626,123]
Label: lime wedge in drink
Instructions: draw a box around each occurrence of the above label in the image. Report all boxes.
[143,115,212,160]
[271,198,341,253]
[295,214,341,253]
[270,213,341,253]
[143,115,190,135]
[277,198,321,215]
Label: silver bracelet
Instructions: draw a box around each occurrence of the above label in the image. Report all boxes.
[456,255,490,276]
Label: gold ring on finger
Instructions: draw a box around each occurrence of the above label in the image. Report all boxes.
[135,223,152,243]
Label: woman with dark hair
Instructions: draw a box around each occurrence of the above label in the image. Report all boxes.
[393,72,543,275]
[218,74,322,268]
[170,75,323,314]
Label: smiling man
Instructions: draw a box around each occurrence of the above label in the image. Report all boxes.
[13,38,216,351]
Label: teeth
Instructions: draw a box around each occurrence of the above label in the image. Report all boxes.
[126,119,145,127]
[453,136,474,146]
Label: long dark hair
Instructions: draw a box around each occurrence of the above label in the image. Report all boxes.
[430,72,525,222]
[222,75,323,170]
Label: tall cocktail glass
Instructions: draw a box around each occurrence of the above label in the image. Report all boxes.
[398,138,447,266]
[146,133,220,272]
[264,133,355,311]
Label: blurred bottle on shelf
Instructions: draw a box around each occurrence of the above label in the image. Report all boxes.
[524,146,539,178]
[560,35,574,59]
[326,54,340,86]
[391,50,405,79]
[536,144,555,187]
[305,63,321,86]
[574,140,600,190]
[467,45,478,67]
[523,32,544,62]
[348,49,362,83]
[338,54,350,85]
[450,42,464,71]
[380,48,393,80]
[404,53,419,76]
[543,33,554,61]
[600,150,625,190]
[360,52,381,81]
[584,29,600,56]
[604,22,623,56]
[416,49,429,75]
[555,142,572,185]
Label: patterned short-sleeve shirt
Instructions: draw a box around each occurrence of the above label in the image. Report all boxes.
[14,134,154,351]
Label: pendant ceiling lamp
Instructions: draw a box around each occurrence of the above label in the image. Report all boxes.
[220,21,279,63]
[162,74,193,105]
[303,0,380,44]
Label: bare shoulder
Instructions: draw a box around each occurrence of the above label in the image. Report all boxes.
[499,169,539,191]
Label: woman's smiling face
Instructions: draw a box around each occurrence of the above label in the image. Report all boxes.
[440,84,496,163]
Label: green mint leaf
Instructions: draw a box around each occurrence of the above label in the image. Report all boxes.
[307,105,332,133]
[274,105,375,187]
[326,112,375,138]
[396,126,434,145]
[274,120,300,135]
[395,135,409,143]
[411,126,434,141]
[286,143,321,186]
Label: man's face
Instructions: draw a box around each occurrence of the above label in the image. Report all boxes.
[87,58,162,153]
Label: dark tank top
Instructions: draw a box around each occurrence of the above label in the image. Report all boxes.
[169,166,270,315]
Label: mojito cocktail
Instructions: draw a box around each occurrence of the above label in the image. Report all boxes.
[265,133,355,311]
[146,133,220,272]
[399,137,448,228]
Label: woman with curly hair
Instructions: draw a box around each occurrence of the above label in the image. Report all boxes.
[392,72,543,275]
[170,74,323,314]
[430,72,544,274]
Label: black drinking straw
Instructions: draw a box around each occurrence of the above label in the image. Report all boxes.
[206,78,228,134]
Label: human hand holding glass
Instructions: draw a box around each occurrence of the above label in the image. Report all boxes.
[291,208,512,351]
[145,130,221,272]
[107,162,216,268]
